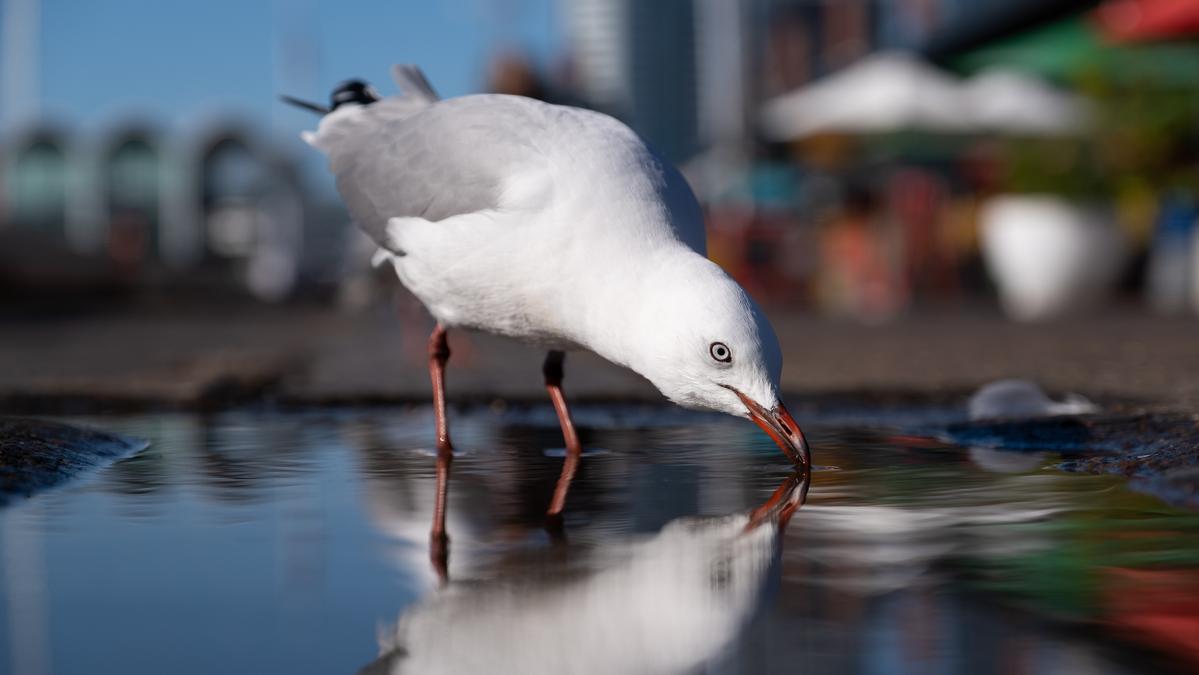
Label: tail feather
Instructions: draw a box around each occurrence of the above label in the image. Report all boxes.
[391,64,440,102]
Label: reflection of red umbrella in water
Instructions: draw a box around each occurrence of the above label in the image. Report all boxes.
[1102,566,1199,668]
[1095,0,1199,43]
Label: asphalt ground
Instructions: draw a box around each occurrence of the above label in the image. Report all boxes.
[1,304,1196,410]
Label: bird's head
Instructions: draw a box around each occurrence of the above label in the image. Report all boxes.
[630,255,809,468]
[330,79,381,109]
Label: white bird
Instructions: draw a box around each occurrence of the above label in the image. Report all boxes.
[966,379,1098,473]
[968,379,1097,421]
[287,66,808,540]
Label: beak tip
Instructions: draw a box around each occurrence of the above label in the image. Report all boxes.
[731,388,810,468]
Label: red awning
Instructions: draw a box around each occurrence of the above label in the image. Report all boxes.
[1094,0,1199,43]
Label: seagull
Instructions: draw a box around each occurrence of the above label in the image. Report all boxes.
[965,379,1097,473]
[286,66,809,540]
[968,379,1097,421]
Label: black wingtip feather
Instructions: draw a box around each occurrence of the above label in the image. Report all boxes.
[279,95,330,115]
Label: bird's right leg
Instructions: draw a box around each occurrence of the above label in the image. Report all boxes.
[544,350,583,517]
[427,323,452,582]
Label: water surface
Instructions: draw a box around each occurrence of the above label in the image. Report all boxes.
[2,405,1198,674]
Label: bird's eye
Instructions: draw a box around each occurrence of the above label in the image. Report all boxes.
[709,342,732,363]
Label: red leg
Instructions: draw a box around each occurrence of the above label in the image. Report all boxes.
[544,350,583,516]
[428,324,452,582]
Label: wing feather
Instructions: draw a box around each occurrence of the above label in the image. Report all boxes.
[313,94,552,250]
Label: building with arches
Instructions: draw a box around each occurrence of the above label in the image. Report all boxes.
[0,122,343,301]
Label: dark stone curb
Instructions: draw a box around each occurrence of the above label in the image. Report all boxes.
[939,411,1199,507]
[0,417,149,505]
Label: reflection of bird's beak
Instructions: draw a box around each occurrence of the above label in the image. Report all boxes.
[728,387,810,469]
[745,469,810,533]
[279,94,330,115]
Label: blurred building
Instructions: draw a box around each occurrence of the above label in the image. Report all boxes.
[566,0,760,163]
[751,0,1100,93]
[0,0,345,304]
[0,123,345,302]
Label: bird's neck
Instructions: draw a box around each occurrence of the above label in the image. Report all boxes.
[567,245,712,376]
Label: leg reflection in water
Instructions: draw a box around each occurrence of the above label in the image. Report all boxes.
[363,469,811,675]
[426,324,453,586]
[543,350,585,518]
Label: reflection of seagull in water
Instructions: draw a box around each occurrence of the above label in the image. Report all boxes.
[359,471,809,675]
[967,379,1098,473]
[286,67,809,547]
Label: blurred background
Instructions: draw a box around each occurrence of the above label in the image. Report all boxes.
[2,0,1198,321]
[5,6,1199,672]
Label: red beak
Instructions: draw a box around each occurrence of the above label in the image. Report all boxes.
[728,388,810,469]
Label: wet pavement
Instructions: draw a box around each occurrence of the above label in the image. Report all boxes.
[2,406,1198,674]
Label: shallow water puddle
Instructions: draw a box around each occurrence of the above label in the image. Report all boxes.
[1,407,1197,674]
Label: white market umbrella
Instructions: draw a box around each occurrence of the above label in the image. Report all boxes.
[760,52,972,140]
[963,69,1094,135]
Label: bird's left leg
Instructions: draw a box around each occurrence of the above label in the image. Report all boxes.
[428,324,453,583]
[544,350,583,516]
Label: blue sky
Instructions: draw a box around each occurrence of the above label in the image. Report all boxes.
[30,0,562,135]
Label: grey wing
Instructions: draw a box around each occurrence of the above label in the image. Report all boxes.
[325,95,550,250]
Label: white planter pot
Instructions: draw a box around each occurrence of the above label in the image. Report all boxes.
[980,194,1125,321]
